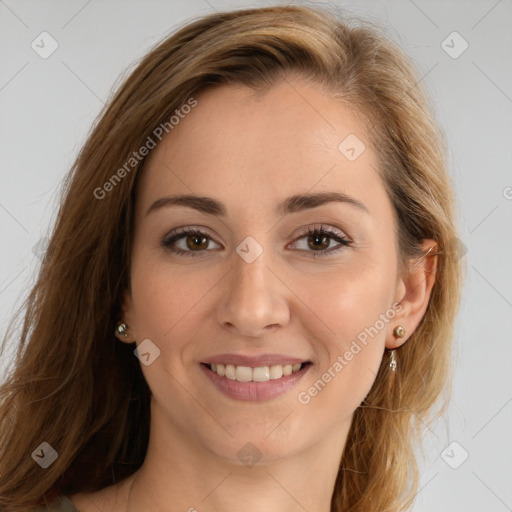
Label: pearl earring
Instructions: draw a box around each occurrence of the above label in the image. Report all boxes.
[116,322,129,338]
[393,325,406,338]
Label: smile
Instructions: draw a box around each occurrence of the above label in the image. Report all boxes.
[199,359,312,401]
[207,362,305,382]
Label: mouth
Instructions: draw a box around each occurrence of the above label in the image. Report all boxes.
[201,362,310,382]
[199,358,312,401]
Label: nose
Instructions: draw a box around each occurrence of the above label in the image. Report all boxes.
[214,252,290,338]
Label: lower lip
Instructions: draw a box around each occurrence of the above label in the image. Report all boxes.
[200,363,311,402]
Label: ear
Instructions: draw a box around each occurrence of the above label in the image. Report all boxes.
[115,289,137,344]
[386,239,438,349]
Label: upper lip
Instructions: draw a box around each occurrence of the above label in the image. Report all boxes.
[201,353,310,367]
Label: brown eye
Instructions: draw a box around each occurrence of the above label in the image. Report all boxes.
[162,228,221,256]
[307,233,331,251]
[291,225,352,258]
[163,225,351,258]
[186,234,209,251]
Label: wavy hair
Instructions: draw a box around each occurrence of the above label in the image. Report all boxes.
[0,4,463,511]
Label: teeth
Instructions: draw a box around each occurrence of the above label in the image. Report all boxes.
[269,365,283,379]
[253,367,270,382]
[235,366,252,382]
[225,364,236,380]
[209,363,304,382]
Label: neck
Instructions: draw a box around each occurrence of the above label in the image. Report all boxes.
[124,400,349,512]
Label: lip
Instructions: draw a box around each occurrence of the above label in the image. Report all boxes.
[201,353,308,367]
[200,359,312,402]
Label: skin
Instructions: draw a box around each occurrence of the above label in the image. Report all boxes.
[71,75,436,512]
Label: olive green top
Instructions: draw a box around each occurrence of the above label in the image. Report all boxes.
[34,496,78,511]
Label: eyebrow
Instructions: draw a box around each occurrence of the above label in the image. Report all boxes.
[145,191,369,217]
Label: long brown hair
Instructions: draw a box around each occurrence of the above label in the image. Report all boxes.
[0,5,463,511]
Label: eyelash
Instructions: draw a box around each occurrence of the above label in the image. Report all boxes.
[162,225,352,259]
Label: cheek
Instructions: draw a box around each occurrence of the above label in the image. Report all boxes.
[296,260,396,347]
[129,252,217,341]
[295,290,389,422]
[128,255,228,396]
[128,267,205,402]
[293,264,395,412]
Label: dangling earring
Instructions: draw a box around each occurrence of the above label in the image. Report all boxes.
[393,325,406,338]
[389,324,405,372]
[389,350,397,371]
[116,322,129,338]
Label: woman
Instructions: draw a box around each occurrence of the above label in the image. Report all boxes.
[0,4,462,511]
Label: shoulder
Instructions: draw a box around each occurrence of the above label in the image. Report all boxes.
[33,495,78,511]
[37,473,136,512]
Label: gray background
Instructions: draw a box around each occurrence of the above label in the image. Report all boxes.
[1,0,511,510]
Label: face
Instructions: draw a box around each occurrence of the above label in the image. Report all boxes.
[121,76,409,464]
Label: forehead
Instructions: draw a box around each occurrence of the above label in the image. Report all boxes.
[136,77,382,217]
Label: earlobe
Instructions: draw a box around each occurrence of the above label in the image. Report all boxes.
[386,239,438,349]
